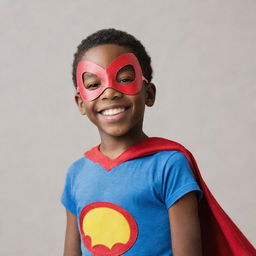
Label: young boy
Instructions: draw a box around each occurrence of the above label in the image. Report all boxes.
[61,29,255,256]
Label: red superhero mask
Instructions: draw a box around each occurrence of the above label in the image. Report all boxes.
[76,53,148,101]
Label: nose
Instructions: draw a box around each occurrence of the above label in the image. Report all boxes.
[100,87,123,100]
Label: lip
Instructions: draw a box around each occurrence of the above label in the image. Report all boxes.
[97,105,131,122]
[97,104,130,113]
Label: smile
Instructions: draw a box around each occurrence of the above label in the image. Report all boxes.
[101,108,126,116]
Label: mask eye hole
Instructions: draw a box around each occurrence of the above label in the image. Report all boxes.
[116,65,135,84]
[82,72,101,90]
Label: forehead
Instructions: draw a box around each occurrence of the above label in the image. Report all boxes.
[81,44,131,69]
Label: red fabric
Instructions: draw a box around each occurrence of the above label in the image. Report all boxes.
[85,137,256,255]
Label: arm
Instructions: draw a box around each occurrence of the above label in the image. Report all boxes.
[63,209,82,256]
[168,191,202,256]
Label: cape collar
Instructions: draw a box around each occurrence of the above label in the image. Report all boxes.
[84,137,185,171]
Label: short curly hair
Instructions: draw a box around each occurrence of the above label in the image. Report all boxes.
[72,28,153,88]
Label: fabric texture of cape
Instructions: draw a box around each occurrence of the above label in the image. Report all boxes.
[85,137,256,256]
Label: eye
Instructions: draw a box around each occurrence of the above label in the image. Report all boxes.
[119,78,134,84]
[116,65,135,84]
[83,72,101,90]
[86,83,101,90]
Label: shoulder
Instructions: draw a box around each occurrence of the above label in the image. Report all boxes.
[142,137,192,162]
[151,150,196,187]
[143,150,192,180]
[153,150,189,167]
[144,136,193,167]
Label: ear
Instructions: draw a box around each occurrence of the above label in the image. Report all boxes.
[145,83,156,107]
[75,92,87,115]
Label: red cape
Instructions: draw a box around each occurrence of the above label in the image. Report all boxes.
[85,137,255,256]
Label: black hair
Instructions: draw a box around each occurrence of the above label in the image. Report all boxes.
[72,28,153,88]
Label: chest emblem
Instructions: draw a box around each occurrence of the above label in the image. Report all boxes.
[80,202,138,256]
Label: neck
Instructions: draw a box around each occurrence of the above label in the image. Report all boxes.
[99,129,148,159]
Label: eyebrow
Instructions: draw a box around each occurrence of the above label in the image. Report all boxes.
[82,72,98,79]
[118,65,135,73]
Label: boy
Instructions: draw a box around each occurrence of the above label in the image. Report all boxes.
[61,29,255,256]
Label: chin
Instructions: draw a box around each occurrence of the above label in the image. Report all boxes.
[104,128,130,138]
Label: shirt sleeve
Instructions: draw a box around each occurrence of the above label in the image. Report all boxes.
[160,151,203,209]
[61,164,77,216]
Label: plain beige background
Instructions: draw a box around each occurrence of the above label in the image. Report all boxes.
[0,0,255,255]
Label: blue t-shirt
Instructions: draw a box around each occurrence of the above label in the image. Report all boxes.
[61,150,202,256]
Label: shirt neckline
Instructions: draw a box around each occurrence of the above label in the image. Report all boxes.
[84,137,186,171]
[84,137,151,171]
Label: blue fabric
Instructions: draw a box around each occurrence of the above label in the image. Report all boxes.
[61,150,202,256]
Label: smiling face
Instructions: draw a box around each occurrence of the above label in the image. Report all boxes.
[75,44,156,140]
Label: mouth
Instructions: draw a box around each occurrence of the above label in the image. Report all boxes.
[101,107,126,116]
[98,106,130,116]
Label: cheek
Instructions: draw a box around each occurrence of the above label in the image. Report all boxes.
[85,112,99,127]
[83,103,96,118]
[132,95,146,118]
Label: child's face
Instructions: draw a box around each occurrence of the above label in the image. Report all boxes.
[75,44,155,139]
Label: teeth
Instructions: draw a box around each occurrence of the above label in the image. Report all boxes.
[101,108,126,116]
